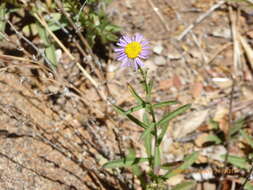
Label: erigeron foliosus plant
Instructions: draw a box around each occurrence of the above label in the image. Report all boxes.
[103,34,198,190]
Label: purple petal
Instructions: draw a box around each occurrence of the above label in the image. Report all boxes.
[123,35,132,43]
[134,33,143,42]
[114,48,124,52]
[116,51,126,56]
[136,58,144,67]
[141,41,149,46]
[142,46,150,50]
[117,42,126,47]
[119,38,128,45]
[139,54,148,59]
[117,54,127,61]
[140,50,150,56]
[134,59,138,70]
[121,58,130,67]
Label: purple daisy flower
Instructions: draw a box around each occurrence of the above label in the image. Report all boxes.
[114,34,150,70]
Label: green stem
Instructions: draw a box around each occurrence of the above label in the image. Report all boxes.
[138,66,160,176]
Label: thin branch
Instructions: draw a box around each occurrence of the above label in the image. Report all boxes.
[6,19,53,68]
[147,0,170,33]
[34,13,101,96]
[229,6,242,78]
[177,0,225,41]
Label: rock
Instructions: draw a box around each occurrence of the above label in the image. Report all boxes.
[153,43,164,54]
[167,52,182,60]
[154,56,166,65]
[212,77,232,89]
[211,28,232,39]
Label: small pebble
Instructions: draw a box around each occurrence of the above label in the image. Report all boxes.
[153,44,163,54]
[154,56,166,65]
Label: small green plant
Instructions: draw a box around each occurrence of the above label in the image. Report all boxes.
[103,34,197,189]
[1,0,120,69]
[103,66,197,189]
[207,117,253,190]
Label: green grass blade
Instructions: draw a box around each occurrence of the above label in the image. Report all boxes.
[131,165,142,177]
[241,130,253,148]
[152,100,179,109]
[245,182,253,190]
[140,123,155,140]
[143,111,152,159]
[209,119,219,129]
[207,134,222,144]
[229,117,245,137]
[157,120,169,145]
[147,79,153,100]
[103,157,149,169]
[125,104,144,115]
[144,131,152,157]
[157,104,191,127]
[154,146,161,173]
[163,151,199,179]
[128,83,145,104]
[179,151,199,170]
[36,22,50,45]
[113,104,148,129]
[45,44,57,67]
[126,149,136,160]
[221,155,249,169]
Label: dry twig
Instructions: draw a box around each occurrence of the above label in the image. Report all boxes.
[229,6,242,78]
[177,0,225,41]
[147,0,170,33]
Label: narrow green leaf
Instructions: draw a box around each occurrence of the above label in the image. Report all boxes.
[36,22,50,45]
[128,84,145,104]
[209,119,219,129]
[140,123,155,140]
[144,130,152,158]
[171,181,196,190]
[126,149,136,160]
[113,105,148,129]
[125,104,144,115]
[131,165,142,177]
[153,100,179,109]
[147,80,153,100]
[138,67,149,94]
[126,149,142,176]
[179,151,199,170]
[105,24,121,32]
[207,134,222,144]
[158,120,169,145]
[229,118,245,137]
[221,155,249,169]
[154,146,161,171]
[240,130,253,148]
[245,182,253,190]
[157,104,191,127]
[103,157,149,169]
[143,111,152,159]
[163,152,199,179]
[45,44,57,67]
[143,110,151,124]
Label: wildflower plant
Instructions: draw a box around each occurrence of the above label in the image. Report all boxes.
[104,34,198,189]
[114,34,150,69]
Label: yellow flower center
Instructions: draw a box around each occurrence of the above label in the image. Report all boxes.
[124,42,142,59]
